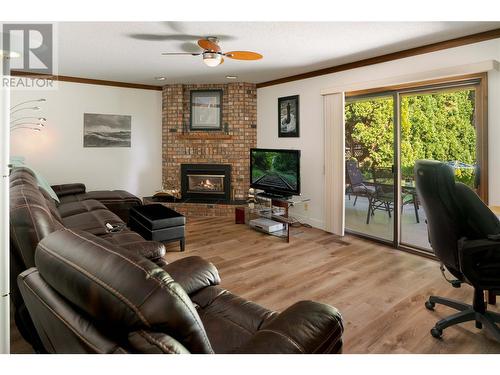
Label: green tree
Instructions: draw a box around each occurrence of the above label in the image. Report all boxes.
[345,89,476,186]
[273,152,297,173]
[345,96,394,173]
[252,151,271,171]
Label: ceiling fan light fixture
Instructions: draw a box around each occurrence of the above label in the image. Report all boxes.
[203,52,222,67]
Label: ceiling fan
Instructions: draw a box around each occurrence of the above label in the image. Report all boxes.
[161,37,263,67]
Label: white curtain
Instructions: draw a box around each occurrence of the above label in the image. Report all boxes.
[323,93,345,236]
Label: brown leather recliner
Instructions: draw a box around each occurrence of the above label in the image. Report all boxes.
[9,167,166,351]
[18,229,344,354]
[51,182,142,222]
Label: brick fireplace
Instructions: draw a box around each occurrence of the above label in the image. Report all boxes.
[161,82,257,216]
[180,163,231,202]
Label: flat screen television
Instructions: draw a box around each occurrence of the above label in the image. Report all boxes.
[250,148,301,197]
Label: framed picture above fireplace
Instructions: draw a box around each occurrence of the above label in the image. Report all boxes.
[190,89,222,130]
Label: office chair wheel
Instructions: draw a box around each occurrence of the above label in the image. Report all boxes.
[425,300,435,310]
[430,327,443,339]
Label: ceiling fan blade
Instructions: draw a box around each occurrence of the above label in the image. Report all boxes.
[129,33,204,41]
[198,38,221,52]
[224,51,263,60]
[161,52,199,55]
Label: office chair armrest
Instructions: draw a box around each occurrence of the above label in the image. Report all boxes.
[458,238,500,257]
[458,238,500,288]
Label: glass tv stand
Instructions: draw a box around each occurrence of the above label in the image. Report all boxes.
[246,193,311,242]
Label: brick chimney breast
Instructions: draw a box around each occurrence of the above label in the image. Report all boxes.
[162,83,257,201]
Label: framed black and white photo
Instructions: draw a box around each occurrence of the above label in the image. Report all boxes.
[190,90,222,130]
[83,113,131,147]
[278,95,299,137]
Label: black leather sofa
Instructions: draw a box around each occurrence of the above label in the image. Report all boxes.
[51,182,142,222]
[9,167,166,350]
[10,166,344,354]
[19,229,344,353]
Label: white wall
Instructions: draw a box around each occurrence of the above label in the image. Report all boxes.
[10,81,162,198]
[257,39,500,230]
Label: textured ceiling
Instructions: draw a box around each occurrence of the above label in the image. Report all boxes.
[52,21,500,85]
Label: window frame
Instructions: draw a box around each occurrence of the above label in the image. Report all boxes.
[346,72,488,203]
[344,73,489,255]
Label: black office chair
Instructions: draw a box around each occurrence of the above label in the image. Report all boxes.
[414,160,500,341]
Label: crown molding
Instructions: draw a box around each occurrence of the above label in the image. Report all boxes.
[257,28,500,89]
[9,71,163,91]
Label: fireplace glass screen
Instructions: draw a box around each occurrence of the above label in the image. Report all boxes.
[187,174,225,194]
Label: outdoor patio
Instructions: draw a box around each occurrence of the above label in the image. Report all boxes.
[345,194,432,250]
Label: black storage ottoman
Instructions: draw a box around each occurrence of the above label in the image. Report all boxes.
[129,204,186,251]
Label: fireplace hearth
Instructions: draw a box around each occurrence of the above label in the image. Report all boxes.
[181,164,231,202]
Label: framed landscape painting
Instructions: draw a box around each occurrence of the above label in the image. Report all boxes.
[278,95,299,137]
[83,113,131,148]
[190,89,222,130]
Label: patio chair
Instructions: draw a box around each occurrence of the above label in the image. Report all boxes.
[366,167,393,224]
[366,167,419,224]
[345,160,376,206]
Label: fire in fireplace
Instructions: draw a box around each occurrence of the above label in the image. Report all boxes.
[181,164,231,202]
[187,174,224,193]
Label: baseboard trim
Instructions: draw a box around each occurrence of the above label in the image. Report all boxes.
[288,211,324,230]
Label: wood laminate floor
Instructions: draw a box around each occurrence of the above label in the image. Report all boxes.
[11,216,500,353]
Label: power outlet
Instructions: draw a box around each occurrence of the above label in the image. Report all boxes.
[304,203,309,211]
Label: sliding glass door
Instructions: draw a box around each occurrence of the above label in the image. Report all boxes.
[399,85,480,251]
[344,75,486,253]
[344,95,395,242]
